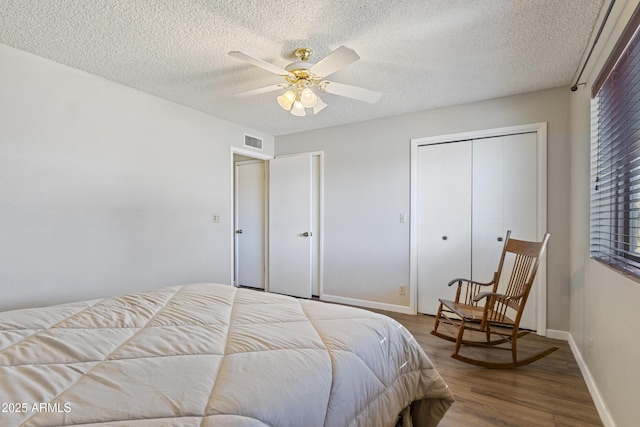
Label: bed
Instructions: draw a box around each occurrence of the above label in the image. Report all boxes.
[0,283,453,426]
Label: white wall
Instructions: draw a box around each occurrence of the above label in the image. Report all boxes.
[0,44,273,311]
[569,1,640,425]
[276,87,571,330]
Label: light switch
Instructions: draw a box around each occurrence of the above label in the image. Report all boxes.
[400,213,407,223]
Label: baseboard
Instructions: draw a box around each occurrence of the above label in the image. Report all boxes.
[568,334,616,427]
[545,329,569,341]
[320,293,413,315]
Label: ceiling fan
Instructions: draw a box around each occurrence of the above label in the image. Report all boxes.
[228,46,381,116]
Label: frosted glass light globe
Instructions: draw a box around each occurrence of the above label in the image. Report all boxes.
[277,91,296,110]
[291,101,306,116]
[300,88,318,108]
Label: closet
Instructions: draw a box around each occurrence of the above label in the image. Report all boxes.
[416,132,539,330]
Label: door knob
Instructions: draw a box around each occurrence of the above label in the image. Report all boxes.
[497,237,503,242]
[442,236,448,240]
[303,232,312,237]
[236,229,243,234]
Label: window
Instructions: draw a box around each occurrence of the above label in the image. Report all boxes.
[591,8,640,276]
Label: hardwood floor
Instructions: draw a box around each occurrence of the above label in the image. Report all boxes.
[375,310,603,427]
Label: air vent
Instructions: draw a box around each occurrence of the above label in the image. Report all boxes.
[244,134,263,150]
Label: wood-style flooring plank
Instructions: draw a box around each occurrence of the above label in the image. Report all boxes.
[373,310,602,427]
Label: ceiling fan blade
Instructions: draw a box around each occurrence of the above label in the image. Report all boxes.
[309,46,360,78]
[233,84,289,98]
[321,81,381,103]
[229,51,293,77]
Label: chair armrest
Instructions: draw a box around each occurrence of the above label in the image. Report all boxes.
[447,277,495,287]
[473,291,509,303]
[448,277,497,305]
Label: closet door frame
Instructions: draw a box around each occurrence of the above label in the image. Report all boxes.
[409,122,548,335]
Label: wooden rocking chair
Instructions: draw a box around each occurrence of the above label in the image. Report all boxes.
[431,231,557,368]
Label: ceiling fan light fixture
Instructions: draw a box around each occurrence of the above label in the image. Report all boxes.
[291,100,306,117]
[299,87,318,108]
[277,90,296,110]
[230,46,382,118]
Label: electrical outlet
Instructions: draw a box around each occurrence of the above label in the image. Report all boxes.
[212,214,221,223]
[399,285,406,295]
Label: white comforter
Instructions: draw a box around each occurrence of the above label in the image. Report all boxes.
[0,283,453,426]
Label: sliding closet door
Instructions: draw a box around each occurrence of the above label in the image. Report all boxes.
[471,135,507,281]
[472,132,538,329]
[417,141,472,315]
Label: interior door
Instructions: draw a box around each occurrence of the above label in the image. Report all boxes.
[235,160,265,289]
[269,154,313,298]
[417,141,473,315]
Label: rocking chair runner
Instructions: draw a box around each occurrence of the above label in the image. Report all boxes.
[431,231,557,368]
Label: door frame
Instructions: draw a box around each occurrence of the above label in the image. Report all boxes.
[230,147,273,288]
[409,122,548,335]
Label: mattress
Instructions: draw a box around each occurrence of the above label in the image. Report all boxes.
[0,283,453,426]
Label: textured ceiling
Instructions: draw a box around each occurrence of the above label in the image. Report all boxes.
[0,0,604,136]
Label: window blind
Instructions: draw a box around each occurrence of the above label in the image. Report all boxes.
[591,12,640,276]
